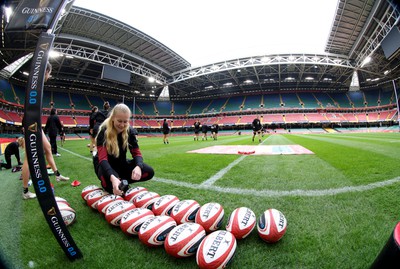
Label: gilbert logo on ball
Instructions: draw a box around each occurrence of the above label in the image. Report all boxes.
[105,200,136,226]
[138,215,177,247]
[196,230,237,269]
[152,194,180,216]
[86,189,108,209]
[195,202,224,233]
[164,222,206,258]
[257,208,287,243]
[120,208,154,236]
[226,207,256,239]
[170,199,200,225]
[124,186,148,202]
[81,185,102,200]
[133,191,160,209]
[97,194,124,214]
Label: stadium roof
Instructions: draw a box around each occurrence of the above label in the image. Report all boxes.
[0,0,399,102]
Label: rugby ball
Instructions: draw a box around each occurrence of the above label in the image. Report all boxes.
[164,222,206,258]
[57,203,76,226]
[105,200,136,226]
[152,195,180,216]
[170,199,200,225]
[81,185,102,200]
[196,230,237,269]
[257,208,287,243]
[195,202,224,233]
[226,207,256,239]
[133,191,160,209]
[138,215,176,247]
[55,196,70,206]
[97,194,124,214]
[120,208,155,236]
[124,186,148,202]
[86,189,108,209]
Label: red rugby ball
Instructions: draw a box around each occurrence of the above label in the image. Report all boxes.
[86,189,108,209]
[81,185,102,200]
[133,191,160,209]
[97,194,125,214]
[195,202,224,233]
[164,222,206,258]
[120,208,154,236]
[170,199,200,225]
[55,196,70,206]
[152,195,180,216]
[105,200,136,226]
[124,186,148,202]
[138,215,176,247]
[226,207,256,239]
[196,230,237,269]
[257,208,287,243]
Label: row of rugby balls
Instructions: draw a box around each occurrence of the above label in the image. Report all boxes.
[81,185,287,268]
[55,196,76,226]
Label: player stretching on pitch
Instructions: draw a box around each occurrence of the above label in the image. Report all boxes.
[252,116,262,143]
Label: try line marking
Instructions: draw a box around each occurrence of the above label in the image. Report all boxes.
[59,145,400,197]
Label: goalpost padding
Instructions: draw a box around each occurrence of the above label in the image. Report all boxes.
[370,222,400,268]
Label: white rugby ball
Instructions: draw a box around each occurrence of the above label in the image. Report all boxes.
[81,185,102,200]
[195,202,224,233]
[105,200,136,226]
[86,189,108,209]
[164,222,206,258]
[152,195,180,216]
[138,215,176,247]
[55,196,70,206]
[133,191,160,209]
[97,194,124,214]
[120,208,155,236]
[124,186,148,202]
[57,204,76,226]
[196,230,237,269]
[226,207,256,239]
[170,199,200,225]
[257,208,287,243]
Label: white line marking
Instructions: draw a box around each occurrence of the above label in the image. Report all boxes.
[58,145,400,197]
[200,155,247,187]
[154,176,400,197]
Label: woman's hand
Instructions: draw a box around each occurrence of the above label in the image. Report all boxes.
[131,166,142,181]
[110,175,123,196]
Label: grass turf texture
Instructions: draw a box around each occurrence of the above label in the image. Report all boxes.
[0,132,399,268]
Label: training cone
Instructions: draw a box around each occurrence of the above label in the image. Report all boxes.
[370,222,400,269]
[71,180,81,187]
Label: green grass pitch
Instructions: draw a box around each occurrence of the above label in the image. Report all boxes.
[0,132,399,269]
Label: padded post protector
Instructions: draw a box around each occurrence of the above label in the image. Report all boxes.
[370,222,400,268]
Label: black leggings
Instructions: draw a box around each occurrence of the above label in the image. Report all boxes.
[93,156,154,193]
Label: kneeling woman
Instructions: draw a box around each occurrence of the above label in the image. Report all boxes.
[94,103,154,196]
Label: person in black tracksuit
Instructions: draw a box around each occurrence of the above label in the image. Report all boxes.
[201,122,208,140]
[89,106,98,153]
[93,103,154,195]
[92,101,111,139]
[162,118,170,144]
[193,120,201,141]
[44,108,63,156]
[1,137,24,169]
[252,116,263,143]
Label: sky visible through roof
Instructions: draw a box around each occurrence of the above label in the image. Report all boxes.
[73,0,339,67]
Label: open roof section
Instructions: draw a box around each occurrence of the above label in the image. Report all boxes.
[0,0,399,101]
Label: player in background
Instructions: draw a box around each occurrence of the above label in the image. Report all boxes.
[162,118,170,144]
[0,137,24,170]
[193,120,201,141]
[89,106,98,154]
[252,115,262,143]
[201,122,208,141]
